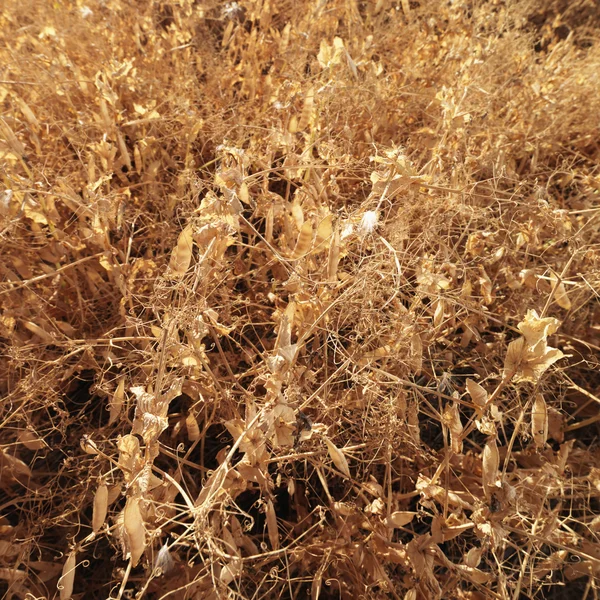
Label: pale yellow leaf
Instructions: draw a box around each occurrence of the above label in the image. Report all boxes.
[317,40,333,68]
[466,379,488,411]
[518,347,564,382]
[290,201,305,230]
[117,434,140,482]
[333,501,354,516]
[503,337,526,378]
[239,181,249,204]
[517,310,560,349]
[117,130,131,170]
[16,96,39,129]
[80,436,99,455]
[224,418,245,443]
[277,303,295,349]
[270,403,296,447]
[504,324,565,383]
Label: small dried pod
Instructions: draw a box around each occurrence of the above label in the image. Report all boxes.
[478,266,494,306]
[58,549,76,600]
[386,511,417,528]
[108,376,125,426]
[550,271,572,310]
[298,87,314,131]
[92,482,108,533]
[433,299,445,329]
[291,220,314,259]
[443,402,463,455]
[124,496,146,567]
[265,205,274,243]
[482,438,499,500]
[464,546,484,569]
[324,437,351,477]
[185,412,200,441]
[409,333,423,375]
[18,429,45,450]
[265,499,279,551]
[80,435,99,455]
[168,223,194,278]
[327,223,340,282]
[287,478,295,497]
[219,557,242,585]
[531,393,548,448]
[107,484,122,505]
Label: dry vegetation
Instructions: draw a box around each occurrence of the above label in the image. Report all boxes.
[1,0,600,598]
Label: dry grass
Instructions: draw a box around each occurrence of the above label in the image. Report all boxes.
[1,1,600,598]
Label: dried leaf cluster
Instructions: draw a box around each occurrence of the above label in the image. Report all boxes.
[1,0,600,599]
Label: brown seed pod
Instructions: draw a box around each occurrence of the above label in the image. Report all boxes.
[92,483,108,533]
[532,393,548,448]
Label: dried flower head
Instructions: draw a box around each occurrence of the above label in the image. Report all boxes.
[358,210,379,237]
[222,2,243,20]
[155,543,175,575]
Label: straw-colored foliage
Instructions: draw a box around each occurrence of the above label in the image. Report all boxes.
[1,0,600,598]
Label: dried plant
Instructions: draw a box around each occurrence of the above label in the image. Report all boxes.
[1,0,600,599]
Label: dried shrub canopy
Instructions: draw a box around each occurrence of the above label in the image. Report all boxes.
[1,0,600,598]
